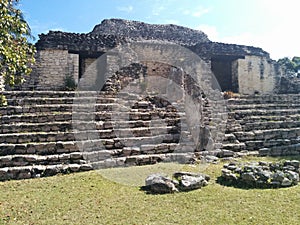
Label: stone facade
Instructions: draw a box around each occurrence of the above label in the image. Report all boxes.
[235,55,281,94]
[18,19,284,94]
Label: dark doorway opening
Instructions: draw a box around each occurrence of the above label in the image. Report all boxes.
[211,55,244,93]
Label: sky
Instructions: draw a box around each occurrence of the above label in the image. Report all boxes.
[19,0,300,60]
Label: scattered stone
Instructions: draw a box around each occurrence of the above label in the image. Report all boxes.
[143,171,210,194]
[144,174,178,194]
[219,160,300,188]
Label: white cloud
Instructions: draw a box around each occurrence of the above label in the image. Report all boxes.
[117,5,133,13]
[152,6,165,16]
[192,7,210,17]
[182,6,210,18]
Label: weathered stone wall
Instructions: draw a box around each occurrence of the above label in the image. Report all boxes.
[235,56,281,94]
[33,49,77,90]
[68,53,79,85]
[26,19,285,94]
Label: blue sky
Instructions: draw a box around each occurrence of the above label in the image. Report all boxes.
[19,0,299,60]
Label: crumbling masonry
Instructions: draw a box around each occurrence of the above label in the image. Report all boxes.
[0,19,299,181]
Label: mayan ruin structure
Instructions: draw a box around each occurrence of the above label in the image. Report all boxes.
[0,19,299,181]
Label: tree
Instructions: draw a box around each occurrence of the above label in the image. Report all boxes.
[277,56,300,76]
[0,0,35,94]
[292,56,300,71]
[277,57,296,74]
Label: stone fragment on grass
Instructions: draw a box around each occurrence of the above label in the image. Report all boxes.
[143,172,210,194]
[219,160,300,188]
[145,174,178,194]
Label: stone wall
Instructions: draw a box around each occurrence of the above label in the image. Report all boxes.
[34,49,72,90]
[68,53,79,85]
[26,19,285,94]
[235,56,281,94]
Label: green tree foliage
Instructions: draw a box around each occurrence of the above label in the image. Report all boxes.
[277,56,300,75]
[0,0,35,88]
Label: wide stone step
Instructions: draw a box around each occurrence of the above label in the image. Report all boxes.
[0,125,180,144]
[242,121,300,131]
[0,103,120,115]
[228,94,300,103]
[0,121,73,133]
[0,110,184,125]
[0,163,93,181]
[0,133,184,155]
[0,112,72,124]
[0,152,86,168]
[236,114,300,124]
[228,103,300,110]
[0,117,184,133]
[0,141,79,156]
[6,96,117,106]
[0,136,195,157]
[245,138,300,150]
[2,90,118,98]
[231,108,300,118]
[0,103,184,115]
[259,143,300,156]
[234,128,300,142]
[90,152,196,169]
[221,143,246,152]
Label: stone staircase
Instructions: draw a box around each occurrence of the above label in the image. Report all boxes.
[0,91,197,181]
[225,94,300,156]
[1,91,299,181]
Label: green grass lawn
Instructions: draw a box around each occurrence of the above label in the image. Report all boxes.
[1,157,300,225]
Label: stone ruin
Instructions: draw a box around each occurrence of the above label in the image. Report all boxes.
[219,160,300,188]
[21,18,285,95]
[0,19,299,181]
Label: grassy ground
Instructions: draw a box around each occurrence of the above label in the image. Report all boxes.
[1,157,300,225]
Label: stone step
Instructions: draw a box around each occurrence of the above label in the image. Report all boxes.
[234,128,300,142]
[242,121,300,132]
[228,103,300,110]
[0,141,79,156]
[245,138,300,150]
[0,110,184,125]
[0,126,181,144]
[222,133,239,144]
[0,133,184,153]
[2,90,117,98]
[0,163,93,181]
[6,96,117,106]
[221,143,246,152]
[0,104,184,117]
[0,121,73,133]
[0,103,119,115]
[236,114,300,123]
[90,152,196,169]
[228,94,300,102]
[259,143,300,157]
[230,108,300,118]
[0,152,86,168]
[0,117,184,133]
[0,137,195,157]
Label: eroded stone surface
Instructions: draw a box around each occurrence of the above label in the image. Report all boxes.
[219,160,300,188]
[143,172,210,194]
